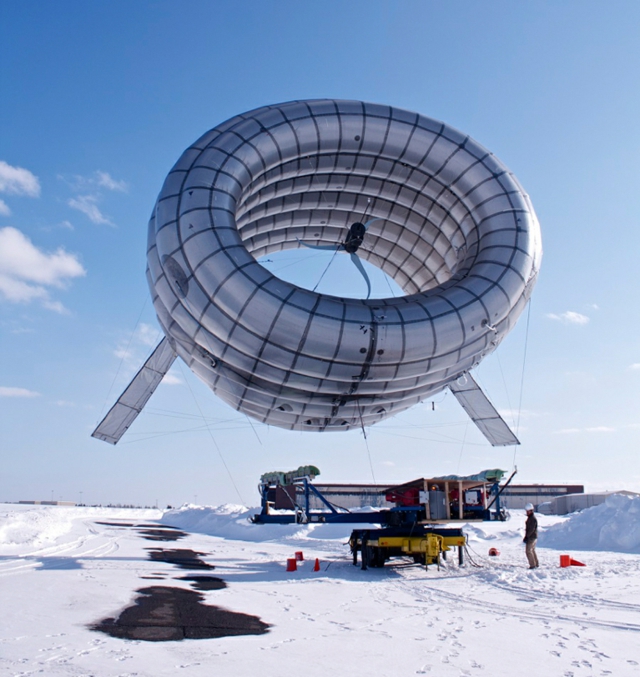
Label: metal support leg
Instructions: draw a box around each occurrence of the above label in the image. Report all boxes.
[361,534,369,571]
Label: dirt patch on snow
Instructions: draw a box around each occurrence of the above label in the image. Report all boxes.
[91,585,269,641]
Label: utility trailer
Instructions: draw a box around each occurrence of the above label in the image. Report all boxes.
[349,525,466,570]
[251,466,516,571]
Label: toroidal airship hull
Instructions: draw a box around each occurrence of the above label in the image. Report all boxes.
[93,100,541,444]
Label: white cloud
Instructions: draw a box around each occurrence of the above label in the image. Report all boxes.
[68,195,113,226]
[556,426,615,434]
[43,299,70,314]
[0,386,41,398]
[546,311,590,325]
[0,160,41,197]
[138,323,161,347]
[0,199,11,216]
[60,171,125,226]
[162,372,183,386]
[59,171,127,193]
[0,227,86,311]
[498,408,539,421]
[630,364,640,371]
[114,323,162,362]
[96,171,128,192]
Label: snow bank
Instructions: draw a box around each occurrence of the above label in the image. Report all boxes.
[0,506,75,549]
[161,504,379,543]
[539,493,640,553]
[0,505,161,553]
[463,523,522,542]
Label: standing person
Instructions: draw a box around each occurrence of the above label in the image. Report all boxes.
[523,503,539,569]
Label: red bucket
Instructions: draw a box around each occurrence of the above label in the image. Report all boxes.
[560,554,571,568]
[286,558,297,572]
[295,551,304,561]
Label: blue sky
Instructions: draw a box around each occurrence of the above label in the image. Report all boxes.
[1,1,639,507]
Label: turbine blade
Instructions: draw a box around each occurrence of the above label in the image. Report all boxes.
[363,218,383,230]
[91,337,177,445]
[449,372,520,447]
[297,238,341,251]
[350,253,372,299]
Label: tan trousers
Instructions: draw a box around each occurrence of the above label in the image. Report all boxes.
[526,539,539,568]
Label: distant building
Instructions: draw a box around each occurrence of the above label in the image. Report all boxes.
[537,490,640,515]
[500,484,584,510]
[18,500,76,507]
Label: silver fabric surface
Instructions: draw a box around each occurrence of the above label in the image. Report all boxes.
[146,100,542,432]
[92,337,177,444]
[449,372,519,446]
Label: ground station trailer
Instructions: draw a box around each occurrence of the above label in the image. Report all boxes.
[252,467,515,570]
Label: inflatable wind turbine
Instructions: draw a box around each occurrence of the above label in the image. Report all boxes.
[92,100,541,445]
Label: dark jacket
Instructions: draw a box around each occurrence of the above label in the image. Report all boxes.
[524,513,538,543]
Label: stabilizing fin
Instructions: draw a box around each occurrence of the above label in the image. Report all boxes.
[449,372,520,447]
[350,252,372,299]
[91,337,177,445]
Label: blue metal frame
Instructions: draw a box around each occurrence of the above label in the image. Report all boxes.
[252,476,509,525]
[253,477,426,526]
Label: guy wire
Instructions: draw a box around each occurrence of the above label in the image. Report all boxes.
[358,402,377,485]
[178,356,246,506]
[512,298,533,469]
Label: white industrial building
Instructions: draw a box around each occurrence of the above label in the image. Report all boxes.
[537,490,640,515]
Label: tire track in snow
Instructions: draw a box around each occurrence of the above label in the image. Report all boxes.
[478,575,640,614]
[0,524,122,576]
[410,583,640,633]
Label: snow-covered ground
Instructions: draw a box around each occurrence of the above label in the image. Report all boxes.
[1,499,639,677]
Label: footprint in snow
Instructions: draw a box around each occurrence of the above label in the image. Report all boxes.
[593,652,611,660]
